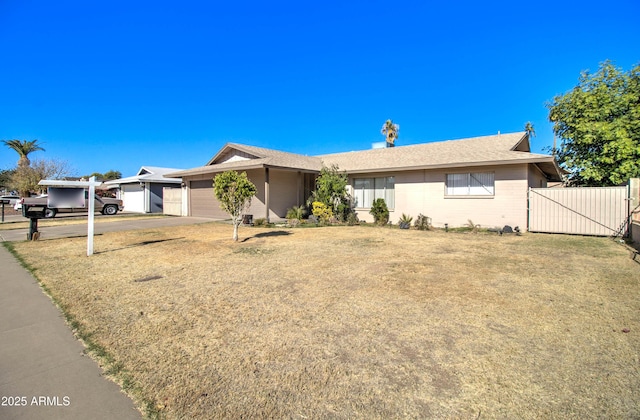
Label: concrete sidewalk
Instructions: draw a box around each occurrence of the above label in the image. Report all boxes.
[0,245,142,420]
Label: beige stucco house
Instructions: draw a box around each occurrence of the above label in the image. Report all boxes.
[167,131,563,229]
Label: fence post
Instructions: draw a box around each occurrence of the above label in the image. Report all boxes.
[630,178,640,243]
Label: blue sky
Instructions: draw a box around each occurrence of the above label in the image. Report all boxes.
[1,1,638,177]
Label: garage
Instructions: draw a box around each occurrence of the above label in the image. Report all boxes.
[190,180,228,218]
[121,184,146,213]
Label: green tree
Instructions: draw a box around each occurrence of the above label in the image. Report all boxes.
[83,171,121,181]
[309,164,351,221]
[0,169,15,192]
[547,60,640,186]
[2,139,45,167]
[103,170,122,180]
[381,119,399,147]
[213,170,257,241]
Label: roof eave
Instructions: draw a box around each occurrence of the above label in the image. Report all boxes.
[166,162,268,178]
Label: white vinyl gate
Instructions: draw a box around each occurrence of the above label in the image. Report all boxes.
[528,186,629,236]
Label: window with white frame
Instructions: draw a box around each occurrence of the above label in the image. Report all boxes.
[446,172,494,196]
[353,176,395,208]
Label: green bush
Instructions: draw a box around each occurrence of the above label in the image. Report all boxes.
[286,205,306,220]
[346,212,359,226]
[369,198,389,226]
[253,218,268,227]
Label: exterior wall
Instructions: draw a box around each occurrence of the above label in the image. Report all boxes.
[352,164,530,229]
[528,164,548,189]
[264,169,305,220]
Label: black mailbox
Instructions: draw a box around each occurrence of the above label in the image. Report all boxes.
[22,205,48,219]
[0,199,10,205]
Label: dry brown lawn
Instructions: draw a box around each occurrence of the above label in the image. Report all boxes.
[0,213,165,231]
[8,222,640,419]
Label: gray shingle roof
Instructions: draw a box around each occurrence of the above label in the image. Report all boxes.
[320,132,555,173]
[166,132,562,180]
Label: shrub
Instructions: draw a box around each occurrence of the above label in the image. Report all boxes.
[398,213,413,229]
[346,212,359,226]
[286,205,306,220]
[312,201,333,224]
[369,198,389,226]
[415,214,431,231]
[253,218,268,227]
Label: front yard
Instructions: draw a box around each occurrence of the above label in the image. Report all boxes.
[6,223,640,419]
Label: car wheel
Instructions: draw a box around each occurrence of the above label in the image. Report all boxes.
[44,208,57,218]
[102,205,118,215]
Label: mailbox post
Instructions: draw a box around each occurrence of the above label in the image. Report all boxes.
[22,204,47,240]
[0,199,9,223]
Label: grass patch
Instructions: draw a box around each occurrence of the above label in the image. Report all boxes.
[7,225,640,419]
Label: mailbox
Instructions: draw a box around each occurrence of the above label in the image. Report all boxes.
[22,204,48,219]
[0,199,10,205]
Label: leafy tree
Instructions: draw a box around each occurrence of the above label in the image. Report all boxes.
[83,170,121,181]
[0,169,15,192]
[9,158,74,196]
[2,139,45,167]
[547,60,640,185]
[213,170,257,241]
[381,119,399,147]
[309,164,351,221]
[103,170,122,180]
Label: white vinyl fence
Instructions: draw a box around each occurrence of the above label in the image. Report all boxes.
[528,186,629,236]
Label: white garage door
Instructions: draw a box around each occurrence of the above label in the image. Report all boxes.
[121,184,146,213]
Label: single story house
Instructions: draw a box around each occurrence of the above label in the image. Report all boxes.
[105,166,183,213]
[166,132,563,229]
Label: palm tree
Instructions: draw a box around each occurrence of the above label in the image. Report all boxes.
[524,121,536,138]
[2,139,45,167]
[381,119,399,147]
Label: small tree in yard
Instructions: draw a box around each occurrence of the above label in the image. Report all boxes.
[213,170,257,241]
[370,198,389,226]
[309,164,352,221]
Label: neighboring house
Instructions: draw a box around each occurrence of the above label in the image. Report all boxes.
[105,166,183,213]
[166,132,563,229]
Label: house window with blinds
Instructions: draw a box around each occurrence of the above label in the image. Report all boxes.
[353,176,395,208]
[446,172,494,196]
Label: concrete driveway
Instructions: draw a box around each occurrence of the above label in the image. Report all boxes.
[0,214,218,242]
